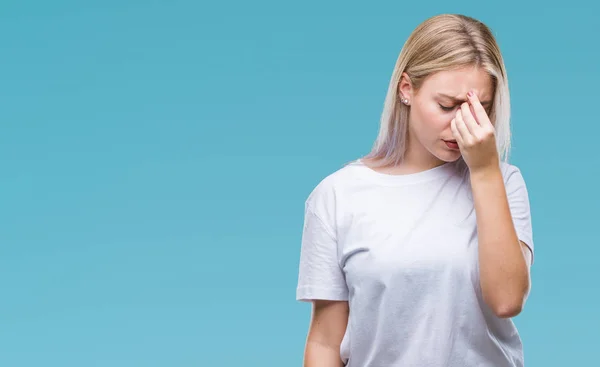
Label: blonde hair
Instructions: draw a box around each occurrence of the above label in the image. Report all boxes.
[363,14,511,167]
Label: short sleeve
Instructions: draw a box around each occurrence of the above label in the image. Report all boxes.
[504,165,535,264]
[296,203,349,302]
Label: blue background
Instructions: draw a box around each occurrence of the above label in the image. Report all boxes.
[1,1,598,365]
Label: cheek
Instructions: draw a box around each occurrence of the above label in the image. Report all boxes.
[415,101,451,134]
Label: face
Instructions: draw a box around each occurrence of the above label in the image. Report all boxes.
[399,66,494,166]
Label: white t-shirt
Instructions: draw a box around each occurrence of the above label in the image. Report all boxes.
[296,158,534,367]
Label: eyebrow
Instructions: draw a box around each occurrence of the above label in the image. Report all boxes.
[438,93,492,106]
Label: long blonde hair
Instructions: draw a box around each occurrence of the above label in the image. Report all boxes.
[363,14,511,167]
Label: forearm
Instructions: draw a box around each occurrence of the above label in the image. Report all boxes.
[304,340,344,367]
[470,164,530,317]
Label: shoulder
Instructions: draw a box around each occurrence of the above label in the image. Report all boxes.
[304,160,361,215]
[498,161,530,194]
[499,161,521,175]
[499,161,527,181]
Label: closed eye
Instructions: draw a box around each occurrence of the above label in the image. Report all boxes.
[440,103,493,116]
[438,104,455,112]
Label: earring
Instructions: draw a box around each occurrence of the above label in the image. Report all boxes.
[400,96,409,105]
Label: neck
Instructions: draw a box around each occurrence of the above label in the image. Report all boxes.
[400,138,446,174]
[364,145,446,176]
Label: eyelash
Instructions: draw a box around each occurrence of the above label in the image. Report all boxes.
[439,104,455,112]
[439,104,492,115]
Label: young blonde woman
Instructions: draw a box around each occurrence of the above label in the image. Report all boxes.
[296,14,534,367]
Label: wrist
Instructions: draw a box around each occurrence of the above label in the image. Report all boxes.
[469,162,502,181]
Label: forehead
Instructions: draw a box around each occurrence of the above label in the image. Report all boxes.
[421,66,493,99]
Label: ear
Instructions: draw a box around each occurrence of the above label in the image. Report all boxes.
[398,72,413,101]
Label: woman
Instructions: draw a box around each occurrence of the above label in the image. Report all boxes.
[296,14,534,367]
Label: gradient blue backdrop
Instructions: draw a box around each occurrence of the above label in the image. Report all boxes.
[1,1,598,366]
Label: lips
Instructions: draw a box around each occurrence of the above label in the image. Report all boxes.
[444,140,460,150]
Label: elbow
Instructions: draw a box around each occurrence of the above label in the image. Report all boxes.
[484,289,529,318]
[491,302,523,318]
[483,276,530,319]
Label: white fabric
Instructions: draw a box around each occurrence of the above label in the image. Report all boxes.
[296,159,534,367]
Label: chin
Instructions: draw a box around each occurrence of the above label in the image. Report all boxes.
[434,149,462,163]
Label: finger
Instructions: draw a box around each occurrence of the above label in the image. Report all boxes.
[460,102,480,134]
[467,90,493,128]
[450,118,464,147]
[454,109,471,142]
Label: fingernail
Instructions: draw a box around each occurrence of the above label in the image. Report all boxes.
[467,90,474,97]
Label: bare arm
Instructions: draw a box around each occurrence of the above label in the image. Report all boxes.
[304,300,349,367]
[470,166,532,318]
[451,91,533,319]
